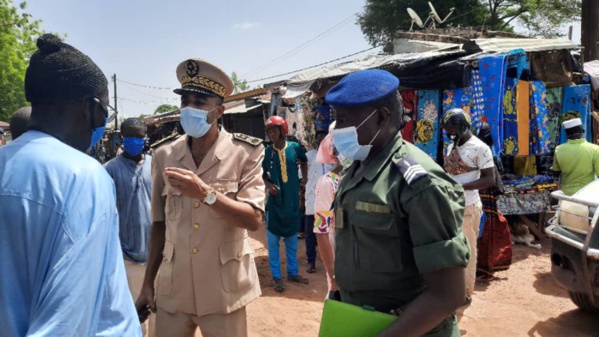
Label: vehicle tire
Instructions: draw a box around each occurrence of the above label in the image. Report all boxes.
[568,291,599,313]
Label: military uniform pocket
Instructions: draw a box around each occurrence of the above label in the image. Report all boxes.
[162,187,183,220]
[219,237,256,293]
[351,210,403,273]
[157,241,174,295]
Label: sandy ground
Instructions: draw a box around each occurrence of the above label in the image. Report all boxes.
[243,225,599,337]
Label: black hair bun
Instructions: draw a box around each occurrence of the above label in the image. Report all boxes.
[37,34,63,54]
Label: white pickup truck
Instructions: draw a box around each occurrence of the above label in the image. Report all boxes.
[546,179,599,313]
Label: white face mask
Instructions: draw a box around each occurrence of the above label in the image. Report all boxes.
[331,109,381,162]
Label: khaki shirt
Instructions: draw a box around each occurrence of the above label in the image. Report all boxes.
[335,131,469,312]
[151,128,265,316]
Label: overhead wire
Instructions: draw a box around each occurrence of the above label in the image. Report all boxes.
[241,12,358,78]
[245,46,381,84]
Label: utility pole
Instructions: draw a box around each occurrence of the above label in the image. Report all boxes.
[581,0,599,62]
[112,74,118,130]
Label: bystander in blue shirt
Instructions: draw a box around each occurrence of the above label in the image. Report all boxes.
[104,154,152,263]
[0,131,141,337]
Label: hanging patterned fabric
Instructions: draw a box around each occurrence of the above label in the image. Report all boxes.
[545,87,564,150]
[561,85,592,144]
[502,77,519,155]
[506,49,529,82]
[478,54,508,155]
[313,105,332,132]
[415,90,441,160]
[440,71,485,156]
[516,81,531,156]
[400,90,418,143]
[530,81,551,155]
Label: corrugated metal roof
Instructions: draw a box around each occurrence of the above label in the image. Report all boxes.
[225,103,263,115]
[286,50,463,84]
[470,38,580,53]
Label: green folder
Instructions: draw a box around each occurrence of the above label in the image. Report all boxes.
[318,300,397,337]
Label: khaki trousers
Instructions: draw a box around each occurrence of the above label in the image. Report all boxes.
[155,307,247,337]
[462,202,483,296]
[124,260,154,337]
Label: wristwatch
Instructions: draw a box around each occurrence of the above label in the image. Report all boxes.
[202,187,217,205]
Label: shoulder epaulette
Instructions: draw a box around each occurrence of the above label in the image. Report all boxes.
[233,133,263,147]
[393,153,428,185]
[151,133,180,149]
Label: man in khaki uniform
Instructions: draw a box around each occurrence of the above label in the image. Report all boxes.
[136,58,265,337]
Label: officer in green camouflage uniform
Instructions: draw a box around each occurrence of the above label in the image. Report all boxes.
[327,70,470,337]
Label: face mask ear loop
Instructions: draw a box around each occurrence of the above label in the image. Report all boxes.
[368,129,382,146]
[356,108,379,129]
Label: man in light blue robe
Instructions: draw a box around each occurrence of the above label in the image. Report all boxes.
[0,34,140,336]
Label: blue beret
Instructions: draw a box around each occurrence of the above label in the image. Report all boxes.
[325,69,399,107]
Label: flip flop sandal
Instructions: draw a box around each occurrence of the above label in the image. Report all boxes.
[273,278,286,293]
[288,274,310,285]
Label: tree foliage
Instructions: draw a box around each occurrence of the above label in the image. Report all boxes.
[358,0,581,47]
[154,104,178,114]
[482,0,581,39]
[231,72,250,94]
[358,0,489,47]
[0,0,43,121]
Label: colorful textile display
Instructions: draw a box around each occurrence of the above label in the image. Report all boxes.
[516,81,531,156]
[478,55,508,154]
[545,87,564,150]
[530,81,551,155]
[415,90,441,160]
[400,91,418,143]
[314,105,332,132]
[497,191,552,215]
[561,85,592,144]
[503,77,519,155]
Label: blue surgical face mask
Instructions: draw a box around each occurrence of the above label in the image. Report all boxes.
[88,97,109,150]
[332,109,381,162]
[123,136,145,156]
[180,106,217,138]
[89,118,107,150]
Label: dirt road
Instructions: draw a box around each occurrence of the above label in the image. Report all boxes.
[244,226,598,337]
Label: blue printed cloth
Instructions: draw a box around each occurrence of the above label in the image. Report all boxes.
[561,85,592,144]
[415,90,441,160]
[478,55,508,155]
[530,81,552,155]
[441,70,485,155]
[314,105,332,132]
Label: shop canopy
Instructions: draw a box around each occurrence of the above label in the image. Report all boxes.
[272,38,580,98]
[277,49,470,95]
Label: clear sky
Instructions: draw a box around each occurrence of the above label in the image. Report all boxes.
[24,0,580,118]
[25,0,373,118]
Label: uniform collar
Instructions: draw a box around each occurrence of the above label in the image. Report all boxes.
[173,127,230,173]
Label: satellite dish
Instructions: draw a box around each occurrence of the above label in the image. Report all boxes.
[407,7,424,31]
[428,2,455,24]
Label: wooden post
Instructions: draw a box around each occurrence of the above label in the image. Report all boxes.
[568,25,573,41]
[581,0,599,61]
